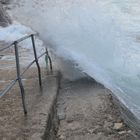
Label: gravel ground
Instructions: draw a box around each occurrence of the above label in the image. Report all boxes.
[56,78,138,140]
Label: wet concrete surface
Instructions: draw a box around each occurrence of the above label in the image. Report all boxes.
[56,78,138,140]
[0,42,59,139]
[0,70,59,140]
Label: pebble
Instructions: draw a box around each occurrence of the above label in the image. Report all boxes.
[57,112,66,120]
[113,123,123,130]
[88,129,94,134]
[127,130,132,133]
[118,131,127,135]
[59,135,66,140]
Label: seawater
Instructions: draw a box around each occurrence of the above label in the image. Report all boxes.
[11,0,140,120]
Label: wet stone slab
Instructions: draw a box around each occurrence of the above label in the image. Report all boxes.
[56,78,139,140]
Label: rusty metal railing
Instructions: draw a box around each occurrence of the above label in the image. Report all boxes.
[0,33,52,114]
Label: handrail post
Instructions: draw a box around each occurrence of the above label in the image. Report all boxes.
[46,48,53,72]
[31,35,42,88]
[14,42,27,115]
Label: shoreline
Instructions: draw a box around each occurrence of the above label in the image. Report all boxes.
[112,93,140,137]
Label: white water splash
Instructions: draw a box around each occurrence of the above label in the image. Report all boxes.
[9,0,140,119]
[0,22,46,67]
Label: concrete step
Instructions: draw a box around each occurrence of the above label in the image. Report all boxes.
[64,134,111,140]
[0,67,48,80]
[0,71,60,140]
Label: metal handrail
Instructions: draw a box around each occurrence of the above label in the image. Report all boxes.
[0,33,38,52]
[0,79,18,98]
[0,43,14,52]
[21,52,46,77]
[0,33,53,114]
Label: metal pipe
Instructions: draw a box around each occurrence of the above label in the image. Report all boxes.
[14,42,27,115]
[0,43,14,52]
[31,35,42,88]
[0,34,37,52]
[0,79,17,98]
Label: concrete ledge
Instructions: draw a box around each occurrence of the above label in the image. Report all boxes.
[28,72,60,140]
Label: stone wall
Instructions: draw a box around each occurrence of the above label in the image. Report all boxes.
[0,1,11,27]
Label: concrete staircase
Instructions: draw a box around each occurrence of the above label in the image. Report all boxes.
[0,43,60,139]
[0,68,60,140]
